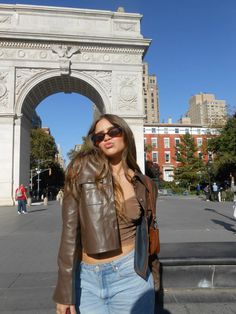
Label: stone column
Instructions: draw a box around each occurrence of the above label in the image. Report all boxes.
[0,115,15,205]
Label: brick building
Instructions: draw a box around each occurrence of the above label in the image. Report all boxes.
[144,123,218,181]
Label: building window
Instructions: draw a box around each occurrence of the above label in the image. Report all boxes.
[165,152,170,163]
[197,138,202,147]
[164,138,170,148]
[164,127,168,134]
[175,138,180,147]
[175,151,181,162]
[151,137,157,148]
[198,152,203,159]
[164,168,174,182]
[197,128,201,135]
[151,128,156,134]
[152,152,158,163]
[185,128,190,134]
[175,128,179,134]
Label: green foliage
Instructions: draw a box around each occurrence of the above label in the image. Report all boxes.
[67,148,78,161]
[30,128,65,192]
[174,133,205,189]
[145,160,162,181]
[208,113,236,181]
[30,128,58,169]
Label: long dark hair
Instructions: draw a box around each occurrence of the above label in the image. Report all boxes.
[87,114,141,173]
[64,114,141,218]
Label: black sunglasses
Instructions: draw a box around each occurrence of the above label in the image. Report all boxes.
[92,126,123,145]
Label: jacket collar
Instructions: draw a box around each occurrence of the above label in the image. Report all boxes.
[133,170,150,191]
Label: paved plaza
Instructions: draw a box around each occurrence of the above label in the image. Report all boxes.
[0,196,235,313]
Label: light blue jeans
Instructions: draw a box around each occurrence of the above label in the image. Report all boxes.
[75,250,155,314]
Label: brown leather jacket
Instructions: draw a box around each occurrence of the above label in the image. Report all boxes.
[53,162,157,305]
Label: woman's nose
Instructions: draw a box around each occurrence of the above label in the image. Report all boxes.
[103,133,111,141]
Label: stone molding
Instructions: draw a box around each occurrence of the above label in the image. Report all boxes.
[0,71,9,111]
[0,40,145,54]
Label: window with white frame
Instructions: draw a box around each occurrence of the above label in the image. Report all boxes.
[152,152,158,163]
[175,138,180,146]
[164,138,170,148]
[151,128,156,134]
[165,152,170,163]
[175,128,179,134]
[185,128,190,134]
[151,137,157,148]
[197,138,202,147]
[175,150,181,162]
[164,127,168,134]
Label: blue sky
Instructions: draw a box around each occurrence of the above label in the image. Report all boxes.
[2,0,236,163]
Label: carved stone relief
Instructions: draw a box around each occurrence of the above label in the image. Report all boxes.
[51,44,81,75]
[83,71,112,98]
[117,75,138,110]
[0,15,11,24]
[81,51,139,64]
[114,21,136,32]
[0,71,9,111]
[15,68,46,98]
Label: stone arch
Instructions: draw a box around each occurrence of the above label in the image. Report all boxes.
[15,69,112,117]
[0,4,150,205]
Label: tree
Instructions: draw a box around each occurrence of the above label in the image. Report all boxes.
[145,160,162,181]
[208,112,236,182]
[67,148,78,161]
[174,133,204,189]
[30,128,65,196]
[30,128,58,169]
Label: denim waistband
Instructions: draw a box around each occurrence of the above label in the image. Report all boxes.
[80,249,134,271]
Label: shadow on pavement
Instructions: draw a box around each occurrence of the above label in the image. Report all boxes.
[155,263,172,314]
[204,207,235,222]
[28,208,48,213]
[211,219,236,234]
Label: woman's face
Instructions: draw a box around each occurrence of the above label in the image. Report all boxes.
[94,118,126,161]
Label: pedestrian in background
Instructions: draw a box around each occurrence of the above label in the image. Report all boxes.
[212,182,218,201]
[204,185,210,201]
[56,189,64,206]
[53,114,159,314]
[15,184,28,214]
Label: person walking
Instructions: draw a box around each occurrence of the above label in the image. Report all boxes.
[15,184,28,214]
[212,182,218,201]
[53,114,159,314]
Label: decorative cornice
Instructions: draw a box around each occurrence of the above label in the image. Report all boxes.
[0,40,145,54]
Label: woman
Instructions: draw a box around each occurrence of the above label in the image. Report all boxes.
[53,114,159,314]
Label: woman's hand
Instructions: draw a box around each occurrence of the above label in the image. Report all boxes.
[56,303,76,314]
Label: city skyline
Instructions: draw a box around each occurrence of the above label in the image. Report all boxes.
[2,0,235,163]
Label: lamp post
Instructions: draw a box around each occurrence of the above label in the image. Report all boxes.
[207,152,213,201]
[35,169,41,201]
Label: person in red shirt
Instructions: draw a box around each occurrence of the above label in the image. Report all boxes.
[15,184,27,214]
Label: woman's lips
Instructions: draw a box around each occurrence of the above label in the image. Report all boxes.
[104,142,113,149]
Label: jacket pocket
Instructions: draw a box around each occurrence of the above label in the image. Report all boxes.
[81,183,104,205]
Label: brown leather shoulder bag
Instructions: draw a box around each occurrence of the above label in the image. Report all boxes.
[145,177,160,255]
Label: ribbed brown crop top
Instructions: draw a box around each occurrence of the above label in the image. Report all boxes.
[118,195,141,246]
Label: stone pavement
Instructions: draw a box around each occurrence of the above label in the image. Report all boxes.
[0,197,235,313]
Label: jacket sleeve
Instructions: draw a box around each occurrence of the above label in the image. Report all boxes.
[53,191,81,305]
